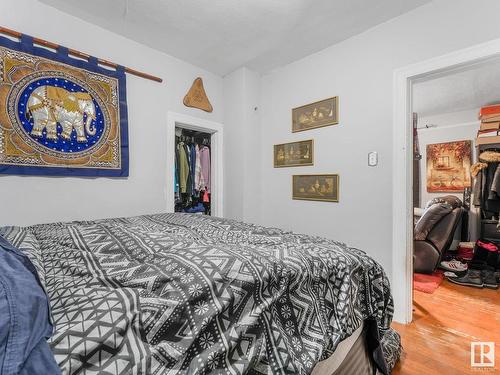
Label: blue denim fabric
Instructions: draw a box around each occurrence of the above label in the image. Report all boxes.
[0,236,60,375]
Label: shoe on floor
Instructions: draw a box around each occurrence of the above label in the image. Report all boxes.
[440,259,468,272]
[482,268,498,289]
[447,269,483,288]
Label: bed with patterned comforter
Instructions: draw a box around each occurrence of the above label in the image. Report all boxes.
[0,213,400,374]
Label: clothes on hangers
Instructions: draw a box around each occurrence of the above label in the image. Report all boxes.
[472,150,500,210]
[194,144,203,190]
[178,141,190,194]
[199,145,210,192]
[190,144,196,194]
[174,141,180,194]
[174,130,211,214]
[184,142,193,197]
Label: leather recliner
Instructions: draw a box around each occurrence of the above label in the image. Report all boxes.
[414,207,464,274]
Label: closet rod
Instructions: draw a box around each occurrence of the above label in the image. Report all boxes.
[0,26,163,83]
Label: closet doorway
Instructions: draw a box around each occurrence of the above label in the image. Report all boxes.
[175,128,212,215]
[166,112,224,217]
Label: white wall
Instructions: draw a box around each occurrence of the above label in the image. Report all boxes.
[223,67,261,223]
[417,110,478,205]
[251,0,500,279]
[222,69,245,220]
[0,0,224,226]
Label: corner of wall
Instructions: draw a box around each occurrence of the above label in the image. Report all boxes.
[222,67,263,223]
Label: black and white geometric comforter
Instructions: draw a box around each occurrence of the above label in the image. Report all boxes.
[1,213,400,374]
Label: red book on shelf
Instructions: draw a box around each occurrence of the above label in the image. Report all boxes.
[479,104,500,118]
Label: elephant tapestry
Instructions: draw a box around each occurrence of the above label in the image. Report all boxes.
[426,140,472,193]
[0,34,128,177]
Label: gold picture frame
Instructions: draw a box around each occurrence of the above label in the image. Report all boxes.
[292,174,339,202]
[426,140,472,193]
[292,96,339,132]
[274,139,314,168]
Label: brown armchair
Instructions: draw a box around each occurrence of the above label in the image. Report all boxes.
[414,207,464,274]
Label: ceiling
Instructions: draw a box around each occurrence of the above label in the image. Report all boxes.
[40,0,430,76]
[413,58,500,118]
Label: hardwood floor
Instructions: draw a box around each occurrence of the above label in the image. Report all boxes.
[392,280,499,375]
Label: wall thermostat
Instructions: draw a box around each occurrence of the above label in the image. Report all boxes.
[368,151,378,166]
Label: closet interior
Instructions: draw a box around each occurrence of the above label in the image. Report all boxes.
[174,127,212,215]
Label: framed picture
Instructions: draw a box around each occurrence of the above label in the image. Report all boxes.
[292,96,338,132]
[292,174,339,202]
[274,139,314,167]
[426,140,472,192]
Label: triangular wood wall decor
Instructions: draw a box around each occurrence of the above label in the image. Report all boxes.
[183,77,213,113]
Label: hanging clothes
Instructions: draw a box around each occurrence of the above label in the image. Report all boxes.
[178,142,190,194]
[174,129,212,215]
[199,145,210,192]
[183,142,193,197]
[174,142,180,194]
[194,144,203,190]
[483,162,500,214]
[190,143,197,194]
[472,150,500,212]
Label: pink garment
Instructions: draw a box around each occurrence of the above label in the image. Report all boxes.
[199,146,210,192]
[194,144,203,191]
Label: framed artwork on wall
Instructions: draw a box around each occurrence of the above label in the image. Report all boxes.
[274,139,313,167]
[426,140,472,192]
[292,96,338,132]
[292,174,339,202]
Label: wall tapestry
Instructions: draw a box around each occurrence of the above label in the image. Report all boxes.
[292,174,339,202]
[426,140,471,193]
[274,139,313,167]
[0,34,128,177]
[292,96,338,132]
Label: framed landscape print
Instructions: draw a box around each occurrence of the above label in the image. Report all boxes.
[292,174,339,202]
[426,140,472,193]
[292,96,338,132]
[274,139,313,167]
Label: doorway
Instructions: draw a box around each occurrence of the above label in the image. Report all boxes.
[166,111,224,217]
[393,39,500,324]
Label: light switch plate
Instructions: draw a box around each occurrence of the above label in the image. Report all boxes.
[368,151,378,166]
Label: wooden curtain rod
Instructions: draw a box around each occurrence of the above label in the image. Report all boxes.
[0,26,163,83]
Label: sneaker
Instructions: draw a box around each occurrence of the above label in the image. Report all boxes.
[447,269,483,288]
[440,259,468,273]
[482,268,498,289]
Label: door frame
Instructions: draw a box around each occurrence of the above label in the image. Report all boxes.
[392,38,500,324]
[166,111,224,217]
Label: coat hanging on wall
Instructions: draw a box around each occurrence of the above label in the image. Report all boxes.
[183,77,213,113]
[0,33,129,177]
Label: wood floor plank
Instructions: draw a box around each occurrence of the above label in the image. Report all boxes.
[392,280,499,374]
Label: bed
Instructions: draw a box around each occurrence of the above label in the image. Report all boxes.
[0,213,401,374]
